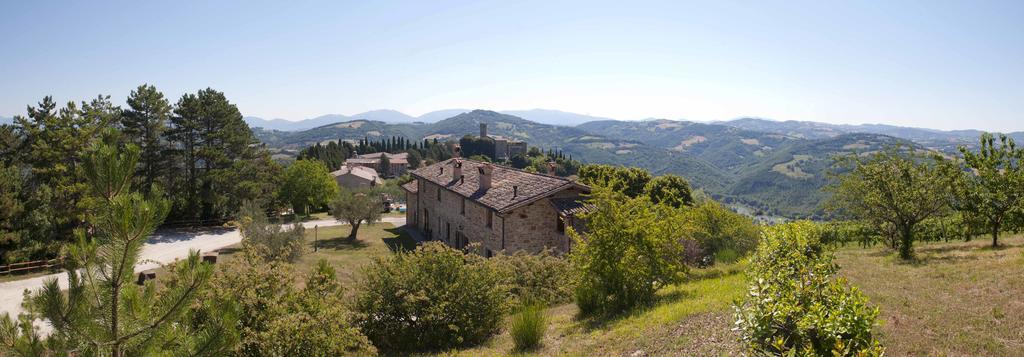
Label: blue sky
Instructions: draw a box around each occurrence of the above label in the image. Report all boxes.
[1,0,1022,131]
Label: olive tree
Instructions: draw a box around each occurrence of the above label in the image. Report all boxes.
[330,188,383,240]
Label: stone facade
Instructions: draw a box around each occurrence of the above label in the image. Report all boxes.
[403,158,589,256]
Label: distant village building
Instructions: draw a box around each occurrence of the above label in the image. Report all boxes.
[344,152,409,177]
[479,123,528,161]
[331,164,381,189]
[402,157,590,256]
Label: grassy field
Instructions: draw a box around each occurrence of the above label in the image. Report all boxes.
[153,224,1024,355]
[835,234,1024,356]
[447,264,748,356]
[191,222,417,286]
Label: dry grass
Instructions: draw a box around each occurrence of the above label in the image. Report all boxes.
[835,235,1024,356]
[443,264,747,356]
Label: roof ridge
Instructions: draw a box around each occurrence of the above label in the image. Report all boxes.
[449,158,573,183]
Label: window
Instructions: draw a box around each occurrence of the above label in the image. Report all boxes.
[486,210,493,228]
[556,215,566,234]
[461,198,466,215]
[436,186,441,201]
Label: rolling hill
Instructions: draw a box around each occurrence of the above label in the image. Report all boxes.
[251,110,958,218]
[244,108,619,131]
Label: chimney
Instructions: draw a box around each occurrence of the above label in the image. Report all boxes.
[478,163,493,191]
[452,159,463,182]
[547,162,556,176]
[480,123,488,138]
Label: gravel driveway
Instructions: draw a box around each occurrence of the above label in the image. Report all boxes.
[0,216,405,321]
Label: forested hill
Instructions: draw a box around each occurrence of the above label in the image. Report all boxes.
[252,110,922,218]
[717,117,1024,153]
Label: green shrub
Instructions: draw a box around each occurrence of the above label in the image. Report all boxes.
[237,200,306,262]
[686,199,759,265]
[205,253,375,355]
[569,187,687,316]
[733,222,883,356]
[713,247,739,264]
[352,242,506,352]
[490,249,574,308]
[509,303,547,351]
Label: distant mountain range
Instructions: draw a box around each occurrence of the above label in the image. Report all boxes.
[244,108,616,131]
[252,110,952,219]
[0,116,12,125]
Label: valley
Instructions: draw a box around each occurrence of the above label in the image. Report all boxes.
[252,109,982,219]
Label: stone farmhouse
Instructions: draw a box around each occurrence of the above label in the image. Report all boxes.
[344,152,409,177]
[402,158,590,256]
[330,164,381,189]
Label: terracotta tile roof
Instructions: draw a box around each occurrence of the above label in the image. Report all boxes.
[330,165,380,182]
[549,197,595,217]
[401,180,418,193]
[410,158,586,213]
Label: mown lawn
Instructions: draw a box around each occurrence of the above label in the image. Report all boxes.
[445,264,748,356]
[835,234,1024,356]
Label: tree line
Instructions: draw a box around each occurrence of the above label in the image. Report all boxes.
[298,136,454,172]
[0,85,280,264]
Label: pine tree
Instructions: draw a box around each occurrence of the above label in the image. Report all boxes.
[167,93,203,220]
[122,84,171,194]
[13,96,114,247]
[167,88,259,220]
[2,137,237,356]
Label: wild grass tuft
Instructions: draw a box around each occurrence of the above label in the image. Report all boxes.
[510,303,547,351]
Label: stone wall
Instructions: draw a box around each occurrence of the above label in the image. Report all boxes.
[405,190,418,226]
[501,187,584,254]
[412,178,585,256]
[415,179,502,255]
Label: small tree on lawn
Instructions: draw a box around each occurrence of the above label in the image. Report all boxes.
[956,133,1024,247]
[827,147,958,259]
[280,159,338,216]
[331,188,382,240]
[1,139,236,356]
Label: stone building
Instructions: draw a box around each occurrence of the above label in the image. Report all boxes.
[331,164,381,189]
[479,123,527,161]
[402,158,590,256]
[344,152,409,177]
